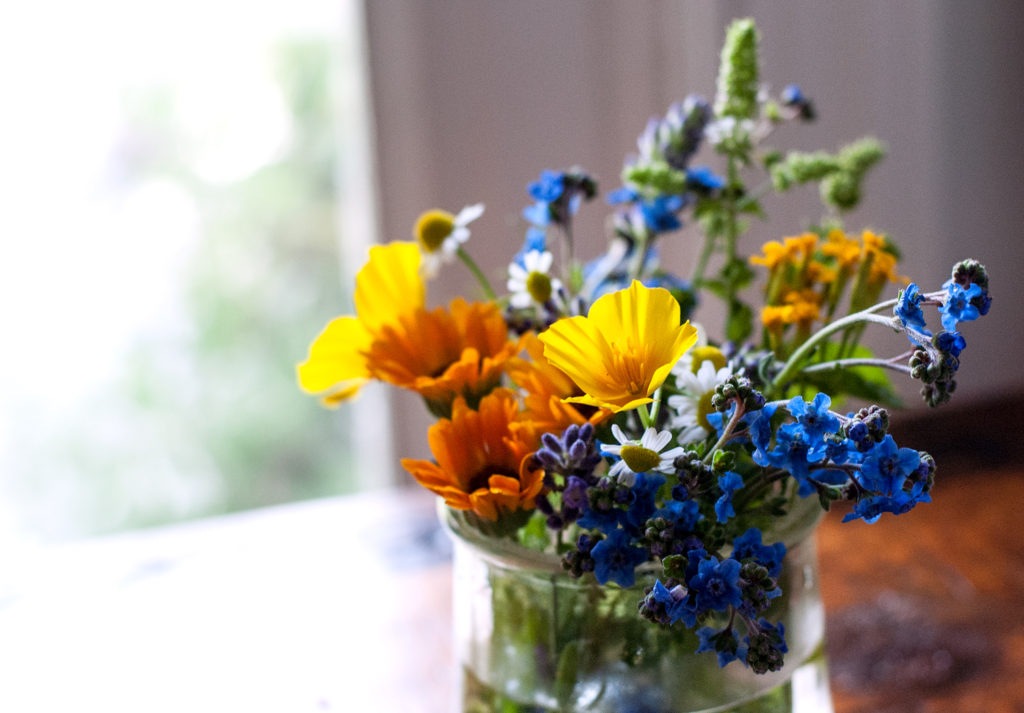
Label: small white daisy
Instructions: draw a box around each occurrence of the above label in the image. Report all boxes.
[413,203,485,277]
[507,249,562,308]
[600,424,685,485]
[668,360,736,445]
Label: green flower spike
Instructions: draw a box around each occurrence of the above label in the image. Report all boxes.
[714,18,760,120]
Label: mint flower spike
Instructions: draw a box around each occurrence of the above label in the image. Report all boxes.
[714,18,760,120]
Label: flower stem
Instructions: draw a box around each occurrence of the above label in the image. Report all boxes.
[704,401,746,464]
[801,357,913,375]
[648,387,664,425]
[457,246,497,301]
[637,403,653,430]
[771,309,897,390]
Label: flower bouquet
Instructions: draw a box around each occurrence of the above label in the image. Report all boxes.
[298,18,991,713]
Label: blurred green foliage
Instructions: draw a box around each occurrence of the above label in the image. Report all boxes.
[10,38,359,539]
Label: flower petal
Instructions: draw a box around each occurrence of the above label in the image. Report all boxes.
[354,242,424,332]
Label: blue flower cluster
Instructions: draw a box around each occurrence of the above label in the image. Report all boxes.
[537,357,949,671]
[537,414,792,672]
[894,260,991,406]
[711,393,934,524]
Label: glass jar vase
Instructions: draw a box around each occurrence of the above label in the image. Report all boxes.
[444,495,834,713]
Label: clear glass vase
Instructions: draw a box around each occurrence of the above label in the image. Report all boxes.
[444,495,834,713]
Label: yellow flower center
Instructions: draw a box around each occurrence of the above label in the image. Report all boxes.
[689,346,726,374]
[610,348,650,398]
[526,271,553,303]
[620,444,662,474]
[696,390,716,432]
[414,209,455,253]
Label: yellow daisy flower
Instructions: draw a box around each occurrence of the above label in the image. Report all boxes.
[538,282,698,413]
[749,240,792,269]
[821,229,861,270]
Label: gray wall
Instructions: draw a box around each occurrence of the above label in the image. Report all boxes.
[364,1,1024,462]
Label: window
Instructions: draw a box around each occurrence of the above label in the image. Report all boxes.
[0,0,382,543]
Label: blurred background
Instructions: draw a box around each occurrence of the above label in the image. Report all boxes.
[2,0,1022,548]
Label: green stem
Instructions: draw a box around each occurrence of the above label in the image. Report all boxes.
[771,309,896,391]
[724,156,740,267]
[560,221,575,287]
[691,231,717,286]
[637,403,653,430]
[457,246,497,301]
[801,357,913,375]
[648,387,663,426]
[703,400,745,464]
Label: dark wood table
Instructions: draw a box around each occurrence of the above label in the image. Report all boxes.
[0,468,1020,712]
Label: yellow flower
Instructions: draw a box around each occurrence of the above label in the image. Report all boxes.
[400,389,545,522]
[297,242,423,405]
[297,241,518,413]
[749,240,792,269]
[760,304,793,332]
[860,230,908,286]
[821,229,861,270]
[783,232,819,261]
[782,288,822,328]
[538,282,698,413]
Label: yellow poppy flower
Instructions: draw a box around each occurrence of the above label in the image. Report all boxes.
[538,282,698,413]
[400,389,545,522]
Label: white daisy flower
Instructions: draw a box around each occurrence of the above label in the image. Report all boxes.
[414,203,485,277]
[668,360,736,445]
[507,249,562,308]
[600,424,684,485]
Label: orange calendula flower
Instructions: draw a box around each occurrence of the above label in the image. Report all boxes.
[364,297,520,415]
[506,333,613,435]
[297,241,519,414]
[401,389,544,522]
[297,242,423,405]
[538,282,698,413]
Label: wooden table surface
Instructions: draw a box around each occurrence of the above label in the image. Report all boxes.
[0,467,1020,712]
